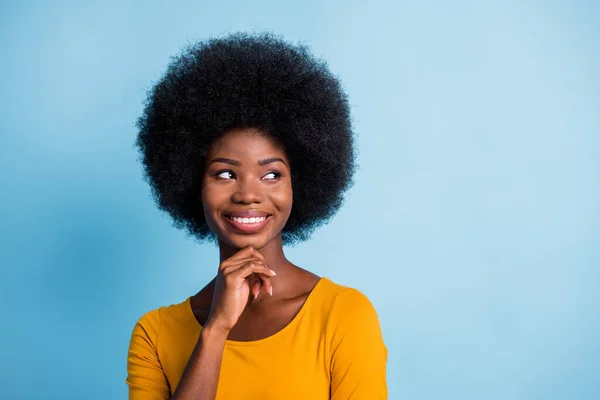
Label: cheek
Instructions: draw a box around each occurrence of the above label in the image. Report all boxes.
[200,183,223,218]
[272,183,293,214]
[200,186,226,235]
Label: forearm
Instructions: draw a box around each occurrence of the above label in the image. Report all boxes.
[171,324,228,400]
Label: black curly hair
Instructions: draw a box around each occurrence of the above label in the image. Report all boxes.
[135,32,356,245]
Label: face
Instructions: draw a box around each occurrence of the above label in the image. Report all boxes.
[200,128,293,250]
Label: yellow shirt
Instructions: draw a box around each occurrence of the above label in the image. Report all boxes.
[126,277,387,399]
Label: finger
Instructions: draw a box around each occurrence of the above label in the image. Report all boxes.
[249,268,273,298]
[229,263,274,294]
[221,257,263,271]
[219,257,264,274]
[223,263,276,289]
[261,273,273,297]
[226,246,266,264]
[230,263,275,279]
[251,278,262,299]
[217,247,258,271]
[221,258,266,275]
[219,256,264,271]
[247,247,267,265]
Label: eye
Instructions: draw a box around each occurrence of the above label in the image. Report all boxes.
[215,170,235,180]
[262,171,281,180]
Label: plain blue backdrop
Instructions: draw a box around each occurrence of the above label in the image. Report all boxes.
[1,1,598,399]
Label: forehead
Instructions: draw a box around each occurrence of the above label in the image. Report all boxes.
[208,128,288,161]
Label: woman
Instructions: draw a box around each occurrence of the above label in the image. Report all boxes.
[127,32,387,399]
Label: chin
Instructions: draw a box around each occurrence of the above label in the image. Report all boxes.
[218,232,274,251]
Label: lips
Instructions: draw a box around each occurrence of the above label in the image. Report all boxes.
[223,211,272,234]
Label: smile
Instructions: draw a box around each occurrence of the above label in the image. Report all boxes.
[224,214,272,233]
[229,216,267,224]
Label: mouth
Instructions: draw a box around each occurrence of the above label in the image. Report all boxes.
[223,214,273,234]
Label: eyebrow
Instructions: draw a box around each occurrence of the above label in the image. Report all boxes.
[258,157,287,166]
[209,157,287,167]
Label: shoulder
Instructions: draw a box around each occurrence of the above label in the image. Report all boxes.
[320,277,385,352]
[129,297,191,344]
[314,278,384,347]
[318,277,380,321]
[130,307,161,344]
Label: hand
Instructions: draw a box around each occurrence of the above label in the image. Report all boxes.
[205,246,276,333]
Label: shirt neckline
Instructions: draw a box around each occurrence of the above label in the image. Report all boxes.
[185,276,328,347]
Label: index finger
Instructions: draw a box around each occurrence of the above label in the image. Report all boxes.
[227,245,267,265]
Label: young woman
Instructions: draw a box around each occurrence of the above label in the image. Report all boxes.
[127,32,387,399]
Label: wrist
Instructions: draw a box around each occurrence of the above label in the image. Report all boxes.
[201,321,230,343]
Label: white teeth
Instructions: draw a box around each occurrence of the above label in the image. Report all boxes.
[230,216,267,224]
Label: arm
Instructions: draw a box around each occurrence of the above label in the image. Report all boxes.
[172,246,273,399]
[170,324,228,399]
[328,289,388,399]
[126,312,228,400]
[126,310,170,400]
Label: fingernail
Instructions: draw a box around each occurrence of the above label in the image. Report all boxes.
[254,292,259,299]
[270,269,277,276]
[269,287,273,296]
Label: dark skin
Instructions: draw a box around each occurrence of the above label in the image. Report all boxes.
[190,127,320,341]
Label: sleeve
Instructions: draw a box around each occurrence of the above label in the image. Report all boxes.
[126,309,171,400]
[327,288,388,400]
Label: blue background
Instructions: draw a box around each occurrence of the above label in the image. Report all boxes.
[1,1,599,399]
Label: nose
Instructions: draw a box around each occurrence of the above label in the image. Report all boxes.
[231,177,266,204]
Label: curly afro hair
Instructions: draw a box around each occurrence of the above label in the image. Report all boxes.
[136,32,356,245]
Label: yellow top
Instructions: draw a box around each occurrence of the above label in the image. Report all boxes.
[126,277,388,399]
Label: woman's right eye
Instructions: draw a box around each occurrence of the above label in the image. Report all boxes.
[216,170,235,180]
